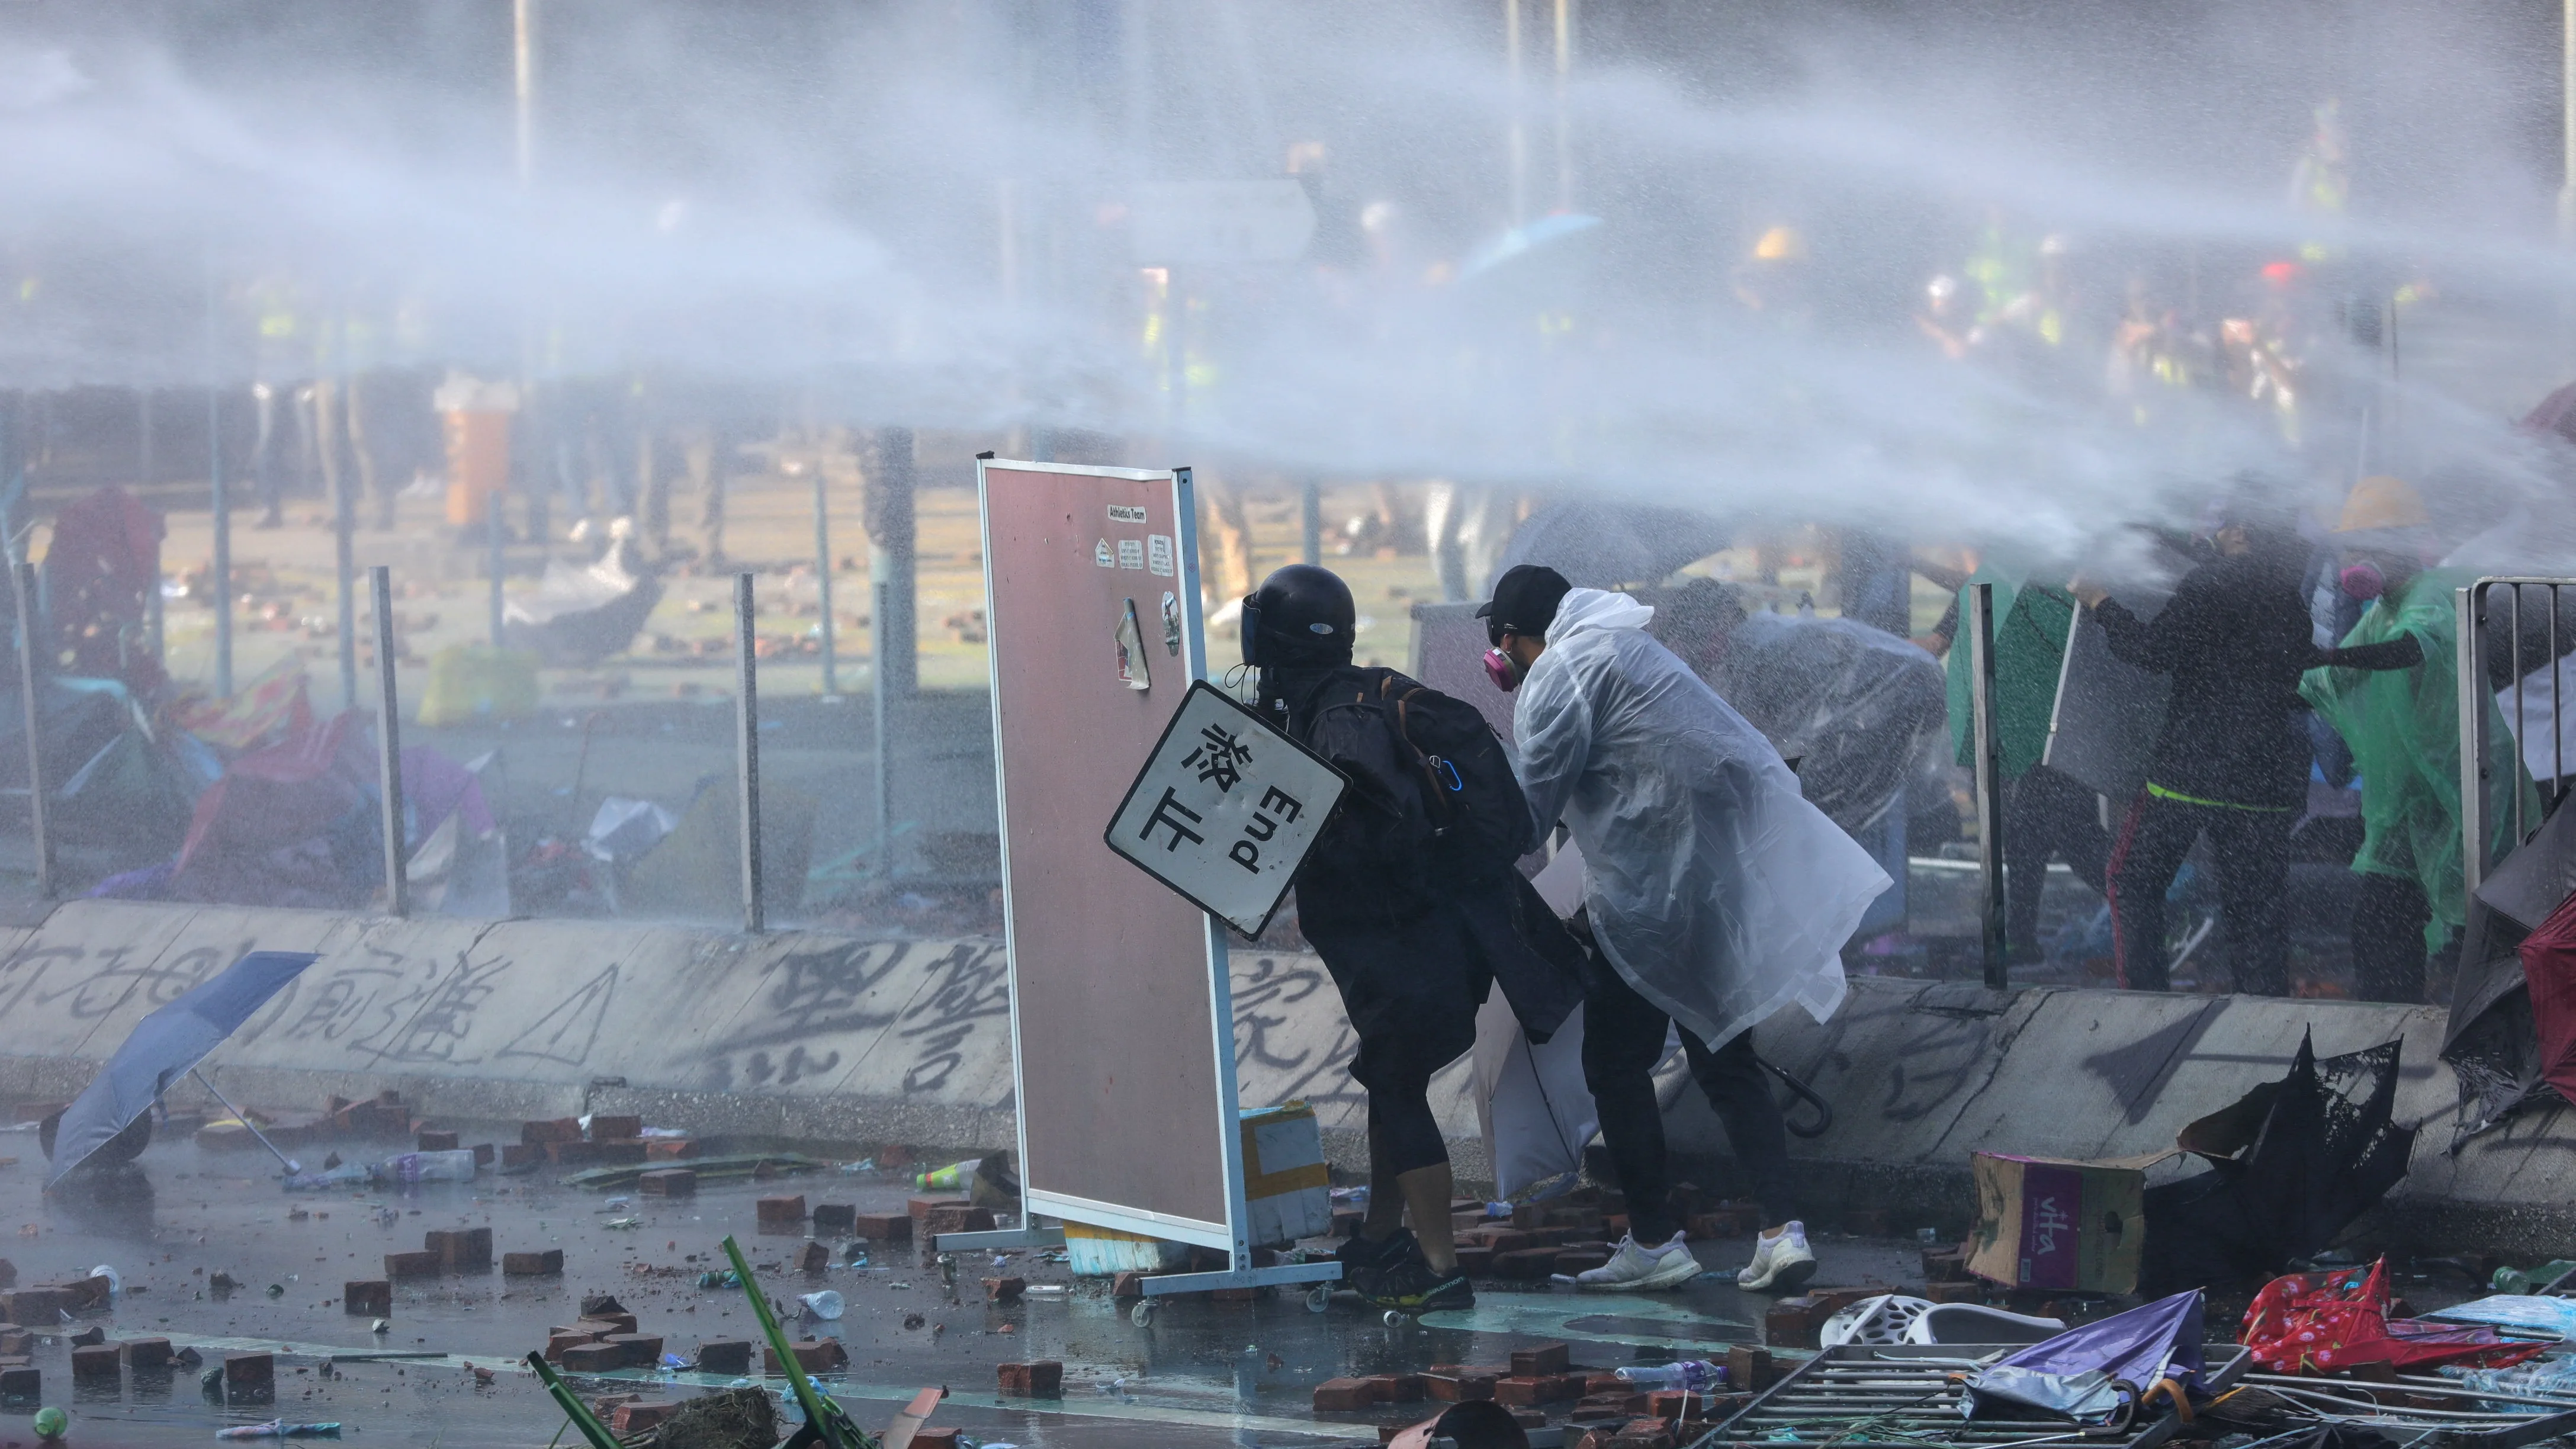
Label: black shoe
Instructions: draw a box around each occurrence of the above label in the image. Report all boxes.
[1337,1228,1404,1295]
[1358,1244,1475,1315]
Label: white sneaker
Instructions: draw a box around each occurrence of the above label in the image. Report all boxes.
[1736,1220,1817,1293]
[1574,1232,1704,1292]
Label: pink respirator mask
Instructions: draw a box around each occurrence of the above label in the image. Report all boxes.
[2339,561,2387,601]
[1484,647,1521,693]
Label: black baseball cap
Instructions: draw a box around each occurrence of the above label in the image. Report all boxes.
[1477,564,1572,644]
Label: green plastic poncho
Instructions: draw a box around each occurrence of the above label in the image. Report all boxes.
[1945,572,2076,780]
[2299,567,2534,950]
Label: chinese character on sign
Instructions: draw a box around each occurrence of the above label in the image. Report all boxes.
[1138,786,1206,852]
[1183,724,1254,792]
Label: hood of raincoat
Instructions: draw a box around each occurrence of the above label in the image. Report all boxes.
[1512,587,1893,1046]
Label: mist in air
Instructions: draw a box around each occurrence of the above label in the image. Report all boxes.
[3,0,2573,563]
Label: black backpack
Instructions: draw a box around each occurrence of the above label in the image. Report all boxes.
[1298,667,1533,894]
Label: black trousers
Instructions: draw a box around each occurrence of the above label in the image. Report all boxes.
[2352,871,2432,1004]
[2107,791,2293,995]
[1581,959,1793,1243]
[2006,765,2109,952]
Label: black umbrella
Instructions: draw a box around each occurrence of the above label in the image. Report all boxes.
[1490,501,1734,593]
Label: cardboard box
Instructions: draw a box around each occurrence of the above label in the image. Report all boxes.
[1240,1101,1331,1246]
[1965,1151,2143,1294]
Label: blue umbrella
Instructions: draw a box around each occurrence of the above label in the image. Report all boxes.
[46,950,319,1186]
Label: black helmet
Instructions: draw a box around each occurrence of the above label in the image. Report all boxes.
[1242,564,1356,668]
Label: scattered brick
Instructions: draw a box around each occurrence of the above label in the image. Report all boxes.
[1492,1248,1562,1279]
[471,1143,495,1167]
[344,1280,392,1316]
[385,1251,441,1280]
[587,1115,643,1141]
[579,1313,639,1335]
[0,1326,27,1355]
[982,1276,1025,1303]
[70,1344,119,1379]
[850,1213,910,1242]
[796,1242,831,1273]
[695,1342,751,1377]
[923,1205,996,1236]
[1493,1376,1581,1406]
[810,1204,856,1235]
[611,1403,677,1434]
[225,1352,275,1391]
[756,1196,808,1228]
[123,1338,172,1371]
[0,1364,35,1401]
[605,1334,664,1367]
[1313,1377,1375,1412]
[905,1195,966,1221]
[589,1140,650,1165]
[995,1360,1063,1396]
[522,1118,583,1145]
[1610,1418,1676,1449]
[427,1226,492,1268]
[500,1143,544,1170]
[67,1326,102,1348]
[1726,1346,1774,1393]
[545,1334,596,1361]
[1510,1343,1572,1377]
[417,1130,460,1152]
[1925,1281,1984,1303]
[762,1339,847,1373]
[557,1342,625,1373]
[503,1250,564,1276]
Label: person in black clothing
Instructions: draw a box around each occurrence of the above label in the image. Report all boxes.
[1246,564,1585,1314]
[2073,503,2418,993]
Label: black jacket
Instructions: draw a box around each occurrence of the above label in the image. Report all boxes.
[2095,549,2322,810]
[1263,662,1587,1045]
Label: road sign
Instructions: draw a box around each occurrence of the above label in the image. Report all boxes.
[1129,181,1318,266]
[1105,681,1346,938]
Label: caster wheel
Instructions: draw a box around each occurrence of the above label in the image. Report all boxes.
[1382,1309,1406,1326]
[1305,1285,1331,1313]
[1130,1299,1158,1328]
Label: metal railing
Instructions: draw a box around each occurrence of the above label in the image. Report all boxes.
[2456,577,2576,898]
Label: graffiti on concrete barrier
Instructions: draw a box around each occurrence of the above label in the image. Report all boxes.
[1229,953,1364,1113]
[496,965,618,1067]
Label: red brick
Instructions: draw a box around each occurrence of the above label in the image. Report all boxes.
[1510,1343,1572,1377]
[1585,1374,1626,1395]
[1610,1418,1675,1449]
[587,1115,643,1142]
[385,1251,442,1280]
[545,1140,604,1167]
[694,1342,751,1376]
[503,1250,564,1276]
[471,1143,495,1167]
[417,1129,460,1152]
[611,1403,677,1434]
[605,1334,664,1367]
[1570,1406,1629,1425]
[996,1360,1063,1397]
[47,1275,112,1310]
[1925,1281,1984,1303]
[924,1205,996,1236]
[850,1213,910,1242]
[756,1196,808,1226]
[545,1333,596,1361]
[795,1241,831,1273]
[344,1280,392,1316]
[579,1313,639,1335]
[426,1226,492,1268]
[225,1353,274,1390]
[982,1276,1025,1303]
[0,1327,30,1355]
[0,1364,35,1400]
[761,1339,847,1373]
[906,1194,969,1220]
[522,1118,583,1145]
[1492,1248,1561,1279]
[71,1344,120,1379]
[1726,1347,1774,1393]
[1496,1376,1578,1406]
[500,1143,544,1170]
[557,1342,625,1373]
[590,1140,650,1165]
[120,1338,172,1371]
[1313,1377,1375,1412]
[810,1203,857,1235]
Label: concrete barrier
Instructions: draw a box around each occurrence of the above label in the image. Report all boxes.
[8,899,2576,1254]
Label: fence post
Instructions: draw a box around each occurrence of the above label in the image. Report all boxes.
[735,571,765,934]
[372,566,408,918]
[11,561,50,900]
[1967,581,2007,988]
[2458,583,2488,901]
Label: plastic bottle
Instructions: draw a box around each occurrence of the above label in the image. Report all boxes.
[697,1270,743,1289]
[2491,1260,2576,1295]
[377,1150,477,1184]
[798,1290,845,1321]
[913,1158,983,1191]
[1616,1361,1725,1393]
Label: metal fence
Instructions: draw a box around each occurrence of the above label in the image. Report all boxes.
[2457,576,2576,898]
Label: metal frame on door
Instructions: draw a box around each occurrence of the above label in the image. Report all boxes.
[961,457,1337,1307]
[2456,577,2576,898]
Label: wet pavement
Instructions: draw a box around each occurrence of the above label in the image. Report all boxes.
[0,1124,1929,1449]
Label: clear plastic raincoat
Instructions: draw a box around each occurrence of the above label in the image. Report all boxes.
[1512,589,1893,1048]
[2301,567,2535,950]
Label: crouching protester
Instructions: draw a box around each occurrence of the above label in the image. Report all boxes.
[1486,565,1893,1293]
[1246,564,1588,1314]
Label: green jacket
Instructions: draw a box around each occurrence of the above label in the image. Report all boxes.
[1947,574,2075,780]
[2299,567,2532,949]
